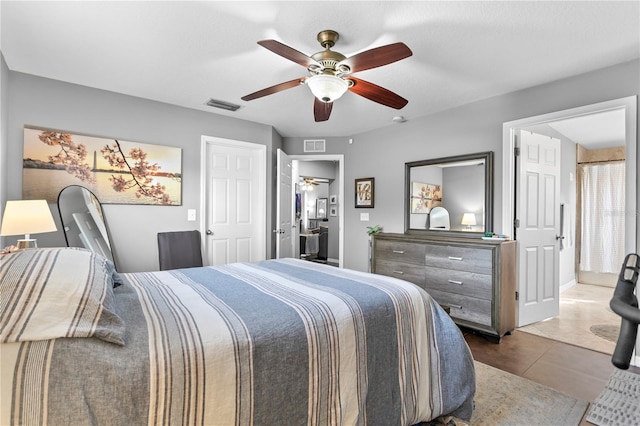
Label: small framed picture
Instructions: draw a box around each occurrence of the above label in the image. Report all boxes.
[355,177,374,208]
[329,194,337,205]
[330,206,337,217]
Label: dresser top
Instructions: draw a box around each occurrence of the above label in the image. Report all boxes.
[372,232,515,247]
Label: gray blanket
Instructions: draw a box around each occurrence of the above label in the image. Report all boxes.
[8,258,475,425]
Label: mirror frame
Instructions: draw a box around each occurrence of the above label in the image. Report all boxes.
[404,151,494,236]
[57,185,117,269]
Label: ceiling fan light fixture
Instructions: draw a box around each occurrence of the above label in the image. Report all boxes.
[306,75,349,103]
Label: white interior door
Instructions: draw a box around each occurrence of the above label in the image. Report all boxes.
[516,130,561,326]
[201,137,266,266]
[276,149,293,258]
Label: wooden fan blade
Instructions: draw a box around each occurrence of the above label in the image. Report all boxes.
[314,98,333,122]
[258,40,321,68]
[339,42,412,73]
[348,77,408,109]
[241,78,306,101]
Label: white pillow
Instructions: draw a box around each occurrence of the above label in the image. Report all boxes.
[0,247,125,345]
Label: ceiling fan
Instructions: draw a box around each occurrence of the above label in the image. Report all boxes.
[300,177,321,191]
[241,30,413,122]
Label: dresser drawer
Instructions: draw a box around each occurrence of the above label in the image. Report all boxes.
[424,245,492,274]
[427,288,492,327]
[374,239,425,264]
[375,259,425,286]
[424,266,492,300]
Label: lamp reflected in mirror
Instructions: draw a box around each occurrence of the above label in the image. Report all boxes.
[461,213,477,230]
[0,200,57,249]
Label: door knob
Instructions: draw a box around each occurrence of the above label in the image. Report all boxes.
[556,235,564,240]
[206,229,213,235]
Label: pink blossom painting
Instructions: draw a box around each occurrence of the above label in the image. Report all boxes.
[22,127,182,205]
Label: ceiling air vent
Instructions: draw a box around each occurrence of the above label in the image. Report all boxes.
[206,98,240,111]
[304,139,326,153]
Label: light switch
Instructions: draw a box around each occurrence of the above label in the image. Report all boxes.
[360,212,369,221]
[187,209,196,221]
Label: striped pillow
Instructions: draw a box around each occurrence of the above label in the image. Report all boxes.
[0,247,125,345]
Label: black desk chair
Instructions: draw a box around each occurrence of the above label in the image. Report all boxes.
[610,253,640,370]
[157,230,203,271]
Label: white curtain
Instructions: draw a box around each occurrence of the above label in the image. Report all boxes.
[580,162,626,273]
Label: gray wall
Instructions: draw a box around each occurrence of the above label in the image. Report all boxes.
[2,59,638,273]
[559,135,578,287]
[443,165,485,232]
[0,53,8,227]
[4,71,281,272]
[284,59,639,272]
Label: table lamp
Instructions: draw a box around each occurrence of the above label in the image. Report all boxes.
[1,200,58,249]
[461,212,476,230]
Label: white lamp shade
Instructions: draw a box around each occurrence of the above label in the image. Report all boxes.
[461,213,477,226]
[1,200,58,236]
[306,75,349,103]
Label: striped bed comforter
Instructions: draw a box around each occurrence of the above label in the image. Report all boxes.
[1,258,475,425]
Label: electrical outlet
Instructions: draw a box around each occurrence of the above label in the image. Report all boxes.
[187,209,196,221]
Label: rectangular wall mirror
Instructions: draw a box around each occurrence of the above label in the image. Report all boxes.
[405,151,494,235]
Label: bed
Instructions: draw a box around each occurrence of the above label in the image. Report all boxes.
[0,247,475,425]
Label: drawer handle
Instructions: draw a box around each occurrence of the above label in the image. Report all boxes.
[448,304,463,310]
[448,256,463,261]
[448,279,463,285]
[392,270,405,275]
[392,250,405,254]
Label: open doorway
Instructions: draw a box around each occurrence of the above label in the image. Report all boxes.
[289,154,344,268]
[502,96,637,354]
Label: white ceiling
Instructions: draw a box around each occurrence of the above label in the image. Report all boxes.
[1,1,638,138]
[549,109,627,149]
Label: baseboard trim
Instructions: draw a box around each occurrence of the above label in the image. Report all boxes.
[560,279,577,294]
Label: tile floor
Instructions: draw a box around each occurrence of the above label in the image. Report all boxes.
[518,283,619,355]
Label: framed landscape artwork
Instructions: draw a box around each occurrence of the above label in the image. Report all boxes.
[22,126,182,205]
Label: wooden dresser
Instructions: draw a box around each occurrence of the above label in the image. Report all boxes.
[371,233,516,342]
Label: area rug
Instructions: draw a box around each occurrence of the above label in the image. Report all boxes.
[589,324,620,343]
[424,361,589,425]
[586,368,640,425]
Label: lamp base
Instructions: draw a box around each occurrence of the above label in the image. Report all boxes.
[17,239,38,249]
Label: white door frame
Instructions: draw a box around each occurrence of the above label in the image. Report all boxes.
[199,136,267,264]
[502,96,637,326]
[290,154,344,268]
[502,96,637,252]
